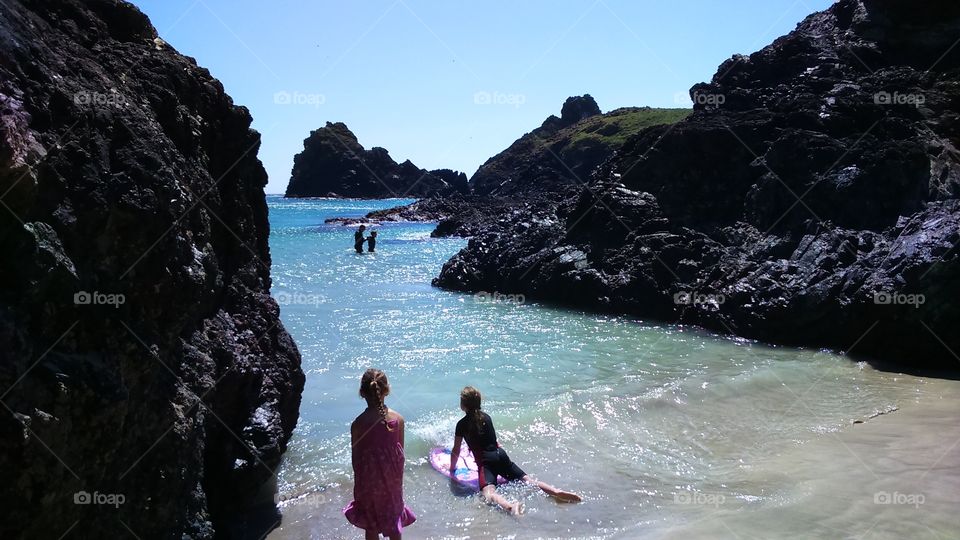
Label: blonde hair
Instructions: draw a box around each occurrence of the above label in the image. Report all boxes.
[460,386,485,434]
[360,369,392,430]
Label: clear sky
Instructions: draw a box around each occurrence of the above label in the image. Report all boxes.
[131,0,832,193]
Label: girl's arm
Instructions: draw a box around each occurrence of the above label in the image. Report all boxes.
[398,415,405,449]
[450,435,463,474]
[350,420,359,471]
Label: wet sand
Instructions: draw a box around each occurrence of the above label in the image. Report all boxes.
[662,375,960,540]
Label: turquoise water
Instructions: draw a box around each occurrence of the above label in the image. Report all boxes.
[266,196,958,539]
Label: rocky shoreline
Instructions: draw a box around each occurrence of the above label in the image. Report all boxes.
[0,1,303,537]
[322,193,567,238]
[319,98,690,238]
[3,0,958,537]
[433,0,960,369]
[319,0,960,369]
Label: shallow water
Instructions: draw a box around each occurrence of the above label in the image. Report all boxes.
[266,196,960,539]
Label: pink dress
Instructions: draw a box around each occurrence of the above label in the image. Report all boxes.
[343,416,416,535]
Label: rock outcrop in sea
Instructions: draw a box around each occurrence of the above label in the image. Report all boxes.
[322,98,690,236]
[0,0,304,537]
[435,0,960,368]
[284,121,469,198]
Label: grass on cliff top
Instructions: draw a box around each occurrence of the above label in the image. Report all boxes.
[567,107,691,146]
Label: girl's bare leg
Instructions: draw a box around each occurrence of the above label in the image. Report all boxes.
[523,475,582,502]
[364,530,379,540]
[481,485,523,515]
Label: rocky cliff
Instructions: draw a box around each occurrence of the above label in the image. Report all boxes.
[284,121,469,198]
[470,95,689,197]
[324,98,689,237]
[0,0,304,538]
[435,0,960,368]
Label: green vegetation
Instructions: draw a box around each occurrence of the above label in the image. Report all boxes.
[567,107,690,147]
[471,105,691,196]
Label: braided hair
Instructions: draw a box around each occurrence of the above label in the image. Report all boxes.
[460,386,485,435]
[359,368,393,431]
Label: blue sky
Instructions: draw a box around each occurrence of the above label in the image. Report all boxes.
[131,0,832,193]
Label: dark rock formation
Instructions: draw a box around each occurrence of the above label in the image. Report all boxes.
[324,193,564,238]
[284,121,468,198]
[435,0,960,368]
[0,0,304,538]
[323,195,481,229]
[470,95,688,196]
[541,94,602,131]
[320,97,687,236]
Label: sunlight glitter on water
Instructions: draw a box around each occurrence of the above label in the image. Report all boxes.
[266,197,960,540]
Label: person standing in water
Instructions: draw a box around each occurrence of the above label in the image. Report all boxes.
[344,369,416,539]
[354,224,367,254]
[367,230,378,253]
[450,386,582,515]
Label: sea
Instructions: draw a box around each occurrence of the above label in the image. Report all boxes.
[265,196,960,540]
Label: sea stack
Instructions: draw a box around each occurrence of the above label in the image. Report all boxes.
[284,121,469,198]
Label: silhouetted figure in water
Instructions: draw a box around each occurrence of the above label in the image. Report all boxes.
[367,230,378,253]
[354,225,366,254]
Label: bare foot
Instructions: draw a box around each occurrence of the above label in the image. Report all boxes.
[551,490,582,503]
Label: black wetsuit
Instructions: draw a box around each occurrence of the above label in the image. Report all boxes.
[354,230,365,253]
[367,235,376,252]
[455,412,526,488]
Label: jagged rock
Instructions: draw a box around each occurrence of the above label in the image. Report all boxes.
[434,0,960,368]
[470,97,688,196]
[322,99,687,235]
[560,94,602,125]
[324,194,557,238]
[284,121,468,198]
[0,0,304,537]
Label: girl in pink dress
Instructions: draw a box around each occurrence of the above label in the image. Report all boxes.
[344,369,416,539]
